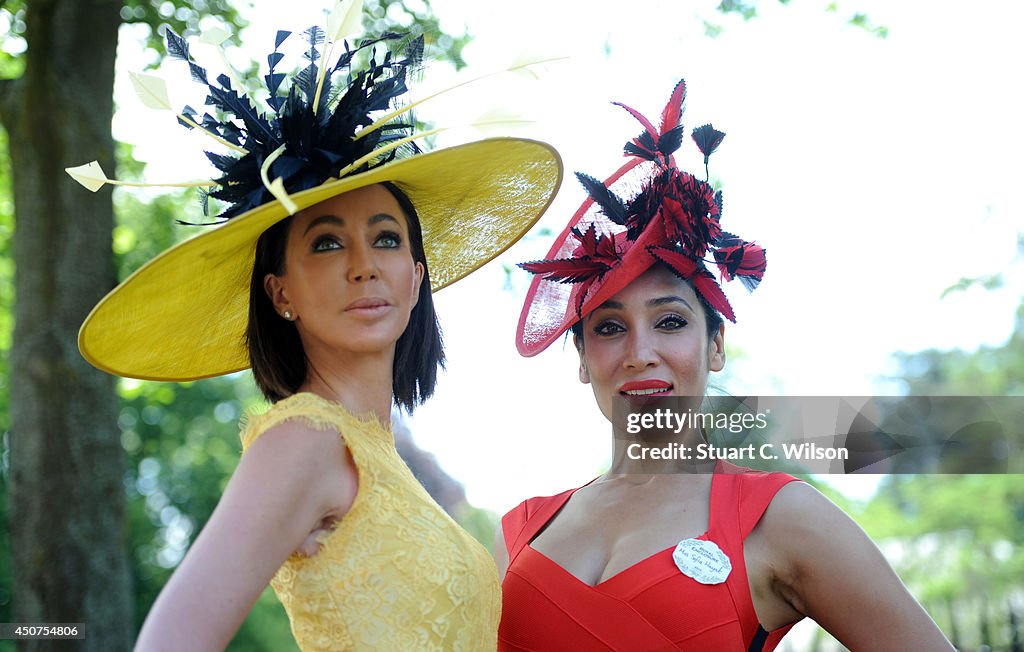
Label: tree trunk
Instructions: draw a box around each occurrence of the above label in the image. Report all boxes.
[1,1,132,650]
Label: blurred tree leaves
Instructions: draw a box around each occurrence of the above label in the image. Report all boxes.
[704,0,887,39]
[851,297,1024,649]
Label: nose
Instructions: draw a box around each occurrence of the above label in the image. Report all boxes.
[622,330,659,370]
[346,242,380,283]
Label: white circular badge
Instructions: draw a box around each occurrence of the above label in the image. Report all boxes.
[672,538,732,585]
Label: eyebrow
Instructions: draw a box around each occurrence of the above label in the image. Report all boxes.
[595,295,695,312]
[302,212,400,237]
[650,296,694,311]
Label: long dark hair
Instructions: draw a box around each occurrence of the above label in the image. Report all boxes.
[245,182,444,411]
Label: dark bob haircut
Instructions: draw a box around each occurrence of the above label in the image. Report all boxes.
[245,181,444,411]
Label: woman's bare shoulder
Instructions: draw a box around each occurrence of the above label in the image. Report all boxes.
[760,480,832,522]
[752,481,954,650]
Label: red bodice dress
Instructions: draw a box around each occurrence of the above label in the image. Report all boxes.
[499,463,801,651]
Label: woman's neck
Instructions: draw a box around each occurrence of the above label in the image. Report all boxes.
[606,425,714,475]
[298,348,396,427]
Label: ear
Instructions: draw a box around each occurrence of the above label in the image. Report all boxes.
[410,261,425,308]
[576,343,591,385]
[264,272,293,319]
[708,323,726,372]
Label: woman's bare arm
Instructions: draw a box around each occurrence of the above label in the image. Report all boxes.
[758,482,953,651]
[134,421,355,651]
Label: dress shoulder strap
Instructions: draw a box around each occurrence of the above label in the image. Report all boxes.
[711,463,800,540]
[502,488,576,564]
[239,392,385,451]
[734,467,801,539]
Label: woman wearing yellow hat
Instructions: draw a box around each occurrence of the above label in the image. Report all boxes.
[70,10,561,650]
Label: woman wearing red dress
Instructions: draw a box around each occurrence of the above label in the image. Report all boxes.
[495,80,953,651]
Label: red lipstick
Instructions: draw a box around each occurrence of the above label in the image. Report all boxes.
[618,379,673,396]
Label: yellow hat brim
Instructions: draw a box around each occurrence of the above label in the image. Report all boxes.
[79,137,562,381]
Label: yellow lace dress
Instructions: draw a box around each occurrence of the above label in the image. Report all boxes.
[240,392,501,651]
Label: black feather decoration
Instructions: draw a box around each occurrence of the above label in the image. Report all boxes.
[575,172,628,226]
[265,72,287,111]
[221,121,243,146]
[657,125,684,157]
[265,42,289,113]
[303,26,326,48]
[403,33,425,75]
[691,124,726,161]
[177,105,198,130]
[691,123,726,180]
[294,63,320,102]
[334,42,356,76]
[206,74,276,145]
[165,29,210,87]
[201,112,220,132]
[623,141,651,159]
[205,151,237,171]
[637,130,658,157]
[738,275,761,292]
[162,23,424,221]
[188,62,208,85]
[165,28,190,62]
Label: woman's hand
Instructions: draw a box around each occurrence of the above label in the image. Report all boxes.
[133,421,356,651]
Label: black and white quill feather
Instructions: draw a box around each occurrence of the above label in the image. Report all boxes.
[165,26,424,220]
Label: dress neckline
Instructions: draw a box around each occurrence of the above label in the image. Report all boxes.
[526,460,724,589]
[281,391,394,435]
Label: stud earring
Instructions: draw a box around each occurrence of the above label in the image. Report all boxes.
[283,310,293,320]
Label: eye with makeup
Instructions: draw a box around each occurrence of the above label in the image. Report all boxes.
[374,230,402,249]
[312,234,342,252]
[592,319,625,337]
[656,314,688,331]
[311,230,402,252]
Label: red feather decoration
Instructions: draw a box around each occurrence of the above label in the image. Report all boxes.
[714,237,766,289]
[612,100,658,140]
[648,245,736,322]
[659,79,687,134]
[518,224,619,284]
[690,266,736,322]
[519,257,613,283]
[651,170,721,258]
[517,79,763,346]
[647,245,698,279]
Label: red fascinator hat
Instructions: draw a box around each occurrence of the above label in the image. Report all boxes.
[516,79,766,356]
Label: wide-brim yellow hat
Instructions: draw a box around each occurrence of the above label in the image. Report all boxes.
[79,137,562,381]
